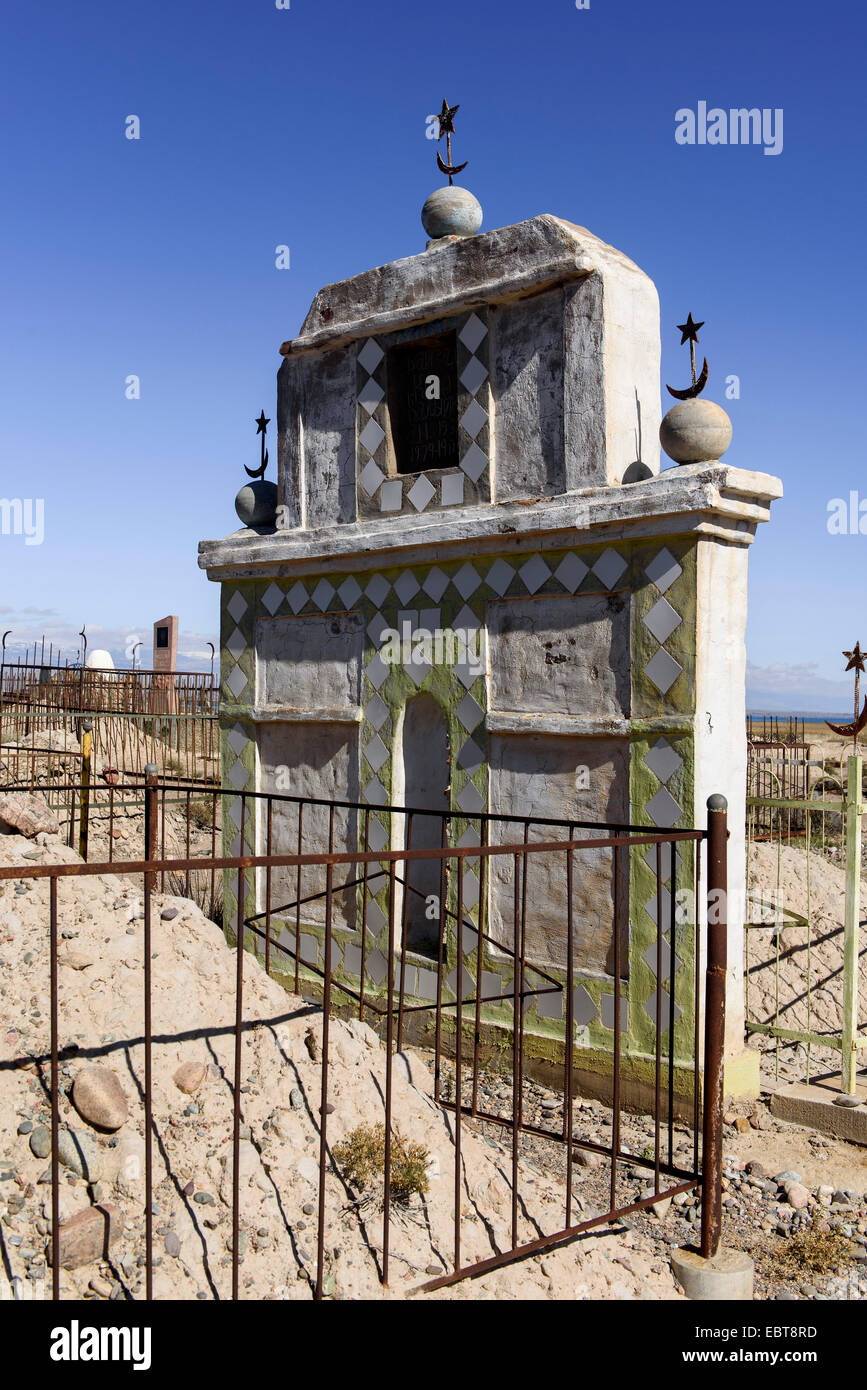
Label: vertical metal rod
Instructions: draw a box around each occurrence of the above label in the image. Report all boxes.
[510,852,521,1249]
[841,754,863,1095]
[654,841,663,1192]
[453,858,464,1274]
[316,862,334,1300]
[294,803,304,994]
[701,794,728,1261]
[397,812,413,1053]
[610,841,622,1212]
[265,798,273,977]
[232,864,245,1300]
[78,719,92,861]
[49,875,60,1299]
[693,836,702,1178]
[433,818,448,1106]
[668,839,677,1166]
[382,859,397,1286]
[359,809,370,1023]
[564,835,575,1226]
[143,765,157,1301]
[471,816,487,1117]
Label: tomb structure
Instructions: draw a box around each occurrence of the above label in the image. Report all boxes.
[199,210,782,1103]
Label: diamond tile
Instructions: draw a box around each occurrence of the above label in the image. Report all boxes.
[365,949,388,985]
[645,988,681,1027]
[460,398,488,438]
[358,339,384,374]
[644,843,681,882]
[642,937,677,977]
[519,554,551,594]
[459,312,487,353]
[447,965,475,999]
[460,356,488,396]
[422,567,449,601]
[644,647,683,695]
[457,824,481,848]
[554,553,589,593]
[643,886,673,927]
[645,786,682,828]
[394,570,420,604]
[287,581,308,614]
[365,901,387,935]
[227,590,248,624]
[645,548,682,594]
[592,548,628,589]
[363,733,389,774]
[226,626,246,660]
[225,797,243,829]
[644,738,682,785]
[407,474,436,511]
[459,442,488,483]
[365,653,389,690]
[456,692,484,733]
[643,596,682,645]
[365,818,388,852]
[227,724,248,756]
[572,985,597,1026]
[485,559,514,597]
[441,473,464,506]
[367,611,391,646]
[457,781,484,815]
[454,562,482,599]
[365,574,390,607]
[457,737,483,773]
[462,871,480,910]
[358,377,384,414]
[364,693,389,731]
[311,579,335,612]
[359,417,385,456]
[338,576,362,608]
[359,458,385,497]
[600,995,628,1032]
[363,778,388,806]
[225,664,248,699]
[537,989,564,1021]
[380,480,403,512]
[262,582,284,616]
[404,656,431,687]
[227,758,248,791]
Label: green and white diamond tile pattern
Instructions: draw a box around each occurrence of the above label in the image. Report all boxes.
[355,309,491,518]
[218,536,699,1058]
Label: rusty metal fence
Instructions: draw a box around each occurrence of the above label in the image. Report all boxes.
[0,778,728,1299]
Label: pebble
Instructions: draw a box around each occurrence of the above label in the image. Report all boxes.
[164,1232,181,1257]
[71,1065,129,1132]
[17,1120,33,1135]
[193,1192,215,1205]
[290,1089,304,1110]
[786,1184,811,1211]
[302,1202,314,1216]
[775,1170,801,1186]
[161,908,179,921]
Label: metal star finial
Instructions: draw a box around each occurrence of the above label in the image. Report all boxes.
[246,410,270,480]
[436,97,468,185]
[826,641,867,749]
[666,313,709,400]
[676,313,704,346]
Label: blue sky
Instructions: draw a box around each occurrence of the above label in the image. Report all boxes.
[0,0,864,708]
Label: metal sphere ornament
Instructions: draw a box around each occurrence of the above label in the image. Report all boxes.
[659,314,733,465]
[235,409,278,528]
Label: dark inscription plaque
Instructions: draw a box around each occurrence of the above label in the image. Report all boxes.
[387,331,459,475]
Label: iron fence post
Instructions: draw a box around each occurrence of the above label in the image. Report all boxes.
[78,719,93,861]
[700,793,727,1260]
[841,754,863,1096]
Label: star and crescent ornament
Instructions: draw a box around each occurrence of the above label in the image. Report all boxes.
[245,410,270,480]
[825,641,867,745]
[666,312,709,400]
[436,97,468,184]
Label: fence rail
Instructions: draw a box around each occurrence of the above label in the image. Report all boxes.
[0,776,728,1299]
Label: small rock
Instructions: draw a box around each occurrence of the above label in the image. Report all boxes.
[164,1232,181,1257]
[290,1088,304,1110]
[786,1183,811,1211]
[161,908,179,921]
[88,1274,113,1298]
[49,1204,123,1270]
[775,1170,802,1186]
[17,1120,33,1135]
[572,1149,602,1170]
[72,1065,128,1132]
[0,791,59,838]
[745,1160,769,1178]
[173,1061,207,1095]
[733,1117,751,1134]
